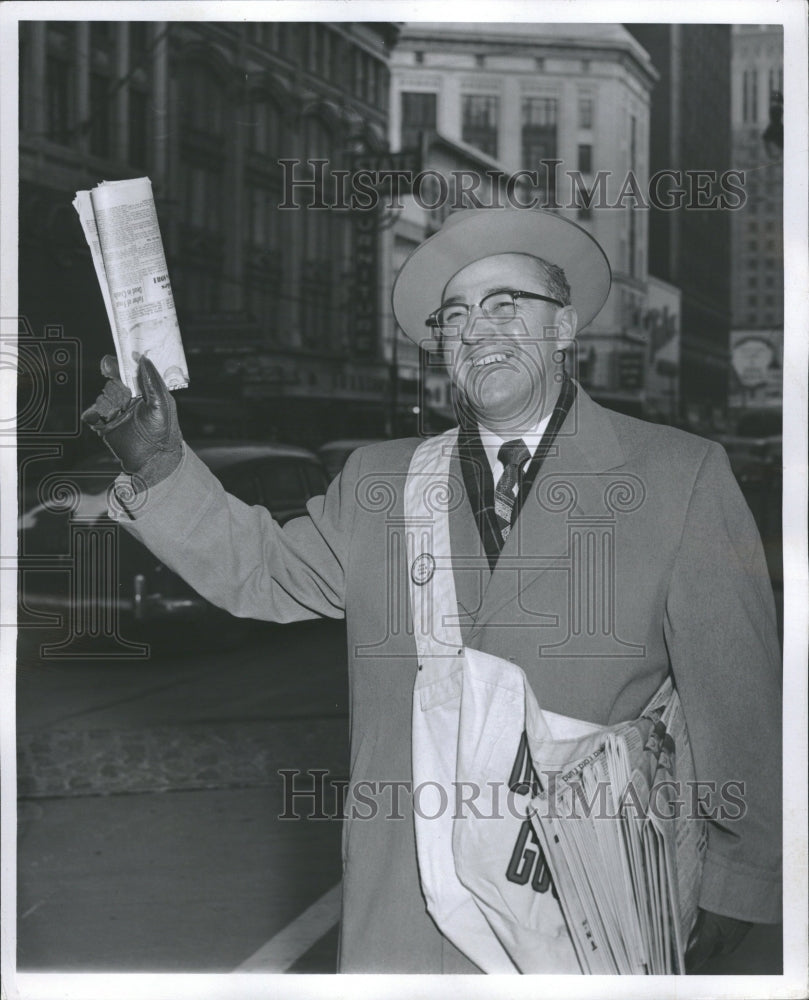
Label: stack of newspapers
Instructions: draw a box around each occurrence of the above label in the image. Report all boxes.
[528,689,707,974]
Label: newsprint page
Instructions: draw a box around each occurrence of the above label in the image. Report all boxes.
[0,2,806,1000]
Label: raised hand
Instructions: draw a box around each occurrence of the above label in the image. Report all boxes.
[81,355,183,488]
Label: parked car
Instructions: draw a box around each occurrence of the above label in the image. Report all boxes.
[714,409,782,488]
[18,441,330,640]
[317,439,386,480]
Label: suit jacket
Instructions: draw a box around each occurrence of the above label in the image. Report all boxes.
[114,386,782,974]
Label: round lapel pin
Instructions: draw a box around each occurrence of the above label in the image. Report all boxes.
[411,552,436,585]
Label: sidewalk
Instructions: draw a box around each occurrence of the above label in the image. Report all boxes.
[15,621,349,973]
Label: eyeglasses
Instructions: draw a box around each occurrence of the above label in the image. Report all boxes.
[426,289,565,338]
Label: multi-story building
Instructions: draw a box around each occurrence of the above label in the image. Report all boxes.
[625,24,733,427]
[19,20,398,449]
[728,24,783,412]
[389,22,658,416]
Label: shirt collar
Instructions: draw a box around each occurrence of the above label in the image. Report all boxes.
[476,411,553,478]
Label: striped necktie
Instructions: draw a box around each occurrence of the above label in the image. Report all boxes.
[494,439,531,545]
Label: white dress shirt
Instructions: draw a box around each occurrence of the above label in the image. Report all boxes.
[477,412,553,491]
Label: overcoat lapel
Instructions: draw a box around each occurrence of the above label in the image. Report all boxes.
[470,388,629,637]
[448,444,491,642]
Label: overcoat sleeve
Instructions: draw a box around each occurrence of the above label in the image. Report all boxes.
[110,444,360,623]
[664,441,782,923]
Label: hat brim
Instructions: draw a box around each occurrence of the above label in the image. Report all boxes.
[391,209,611,343]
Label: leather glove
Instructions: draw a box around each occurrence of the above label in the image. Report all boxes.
[81,355,183,489]
[685,908,753,972]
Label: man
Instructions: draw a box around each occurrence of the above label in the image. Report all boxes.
[83,208,781,974]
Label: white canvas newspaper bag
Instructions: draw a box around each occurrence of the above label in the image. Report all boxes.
[404,429,701,974]
[406,429,593,973]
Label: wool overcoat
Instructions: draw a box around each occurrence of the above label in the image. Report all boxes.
[115,385,782,974]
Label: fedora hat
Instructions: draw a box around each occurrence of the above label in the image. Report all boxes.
[391,208,611,343]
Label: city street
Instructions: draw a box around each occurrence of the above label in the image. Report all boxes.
[5,8,800,991]
[16,617,349,973]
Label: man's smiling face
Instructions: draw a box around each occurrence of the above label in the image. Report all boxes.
[441,253,578,433]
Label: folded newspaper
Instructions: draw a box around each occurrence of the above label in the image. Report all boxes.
[73,177,189,396]
[526,684,707,974]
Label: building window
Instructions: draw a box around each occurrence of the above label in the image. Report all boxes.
[45,24,77,144]
[89,72,112,157]
[353,47,367,99]
[747,294,758,306]
[128,88,149,167]
[298,114,341,350]
[246,93,283,156]
[578,96,593,129]
[764,295,775,306]
[743,70,750,122]
[578,143,592,173]
[178,263,221,315]
[183,162,223,234]
[521,97,557,183]
[46,55,74,144]
[249,186,282,250]
[751,68,758,123]
[462,94,499,159]
[628,114,637,278]
[322,28,333,78]
[129,22,149,70]
[90,22,113,53]
[401,91,437,150]
[308,23,320,73]
[181,62,226,137]
[278,23,294,57]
